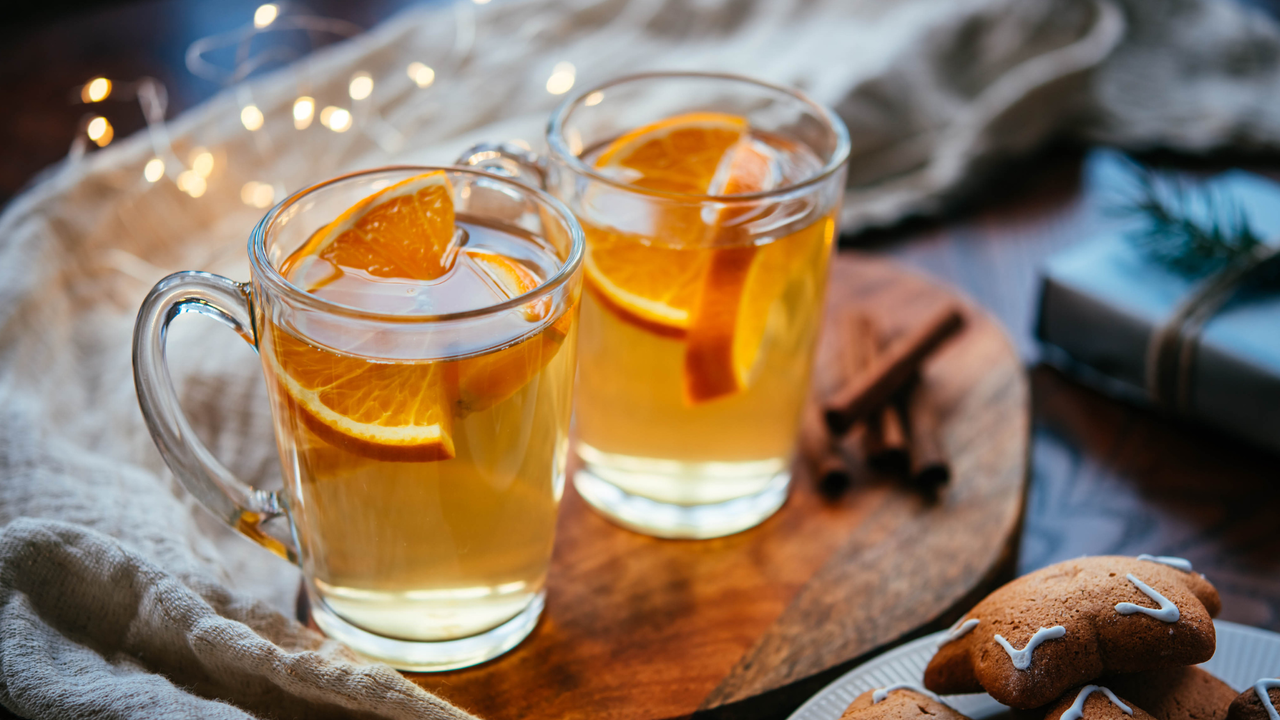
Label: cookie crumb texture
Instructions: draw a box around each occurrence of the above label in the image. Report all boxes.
[923,556,1220,709]
[1226,683,1280,720]
[841,688,971,720]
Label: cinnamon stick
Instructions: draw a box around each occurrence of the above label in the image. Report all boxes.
[854,317,911,475]
[862,399,910,476]
[822,303,965,436]
[801,309,878,496]
[799,406,851,497]
[906,381,950,492]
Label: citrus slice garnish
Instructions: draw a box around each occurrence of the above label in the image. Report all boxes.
[683,216,833,404]
[585,112,810,404]
[582,112,750,337]
[594,111,748,194]
[268,331,456,462]
[682,140,787,403]
[271,170,459,461]
[283,171,456,289]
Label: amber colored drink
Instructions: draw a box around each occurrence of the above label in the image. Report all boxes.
[260,217,577,643]
[567,116,839,538]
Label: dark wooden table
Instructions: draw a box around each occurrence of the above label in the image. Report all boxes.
[3,0,1278,714]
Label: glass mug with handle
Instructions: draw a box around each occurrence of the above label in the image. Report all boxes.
[460,72,850,539]
[133,166,584,671]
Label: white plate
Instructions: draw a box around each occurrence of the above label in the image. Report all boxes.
[789,620,1280,720]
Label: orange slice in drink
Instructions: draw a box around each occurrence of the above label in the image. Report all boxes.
[585,109,804,404]
[283,171,457,288]
[271,170,459,461]
[268,331,456,462]
[594,111,748,194]
[682,140,789,403]
[584,112,750,337]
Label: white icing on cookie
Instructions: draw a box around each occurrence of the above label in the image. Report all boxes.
[1137,554,1193,572]
[937,618,980,647]
[993,625,1066,670]
[1115,574,1180,623]
[1254,679,1280,720]
[872,683,938,704]
[1061,685,1133,720]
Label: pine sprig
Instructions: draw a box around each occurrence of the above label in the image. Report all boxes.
[1119,165,1262,276]
[1116,162,1280,290]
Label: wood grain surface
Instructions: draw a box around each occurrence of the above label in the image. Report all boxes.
[326,254,1031,720]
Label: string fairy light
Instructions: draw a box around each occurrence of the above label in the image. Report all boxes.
[86,116,114,146]
[319,106,352,132]
[293,96,315,129]
[66,0,475,205]
[190,148,214,178]
[240,104,265,130]
[143,157,165,183]
[348,72,374,101]
[81,78,112,103]
[407,62,435,88]
[176,170,207,198]
[254,3,279,29]
[546,61,576,95]
[240,180,276,208]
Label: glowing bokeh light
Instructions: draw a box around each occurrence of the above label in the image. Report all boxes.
[177,171,207,198]
[144,158,165,183]
[240,104,264,131]
[407,62,435,88]
[254,4,278,28]
[546,61,576,95]
[349,72,374,100]
[241,181,276,208]
[320,106,352,132]
[191,150,214,178]
[86,116,113,146]
[82,78,112,103]
[293,96,315,129]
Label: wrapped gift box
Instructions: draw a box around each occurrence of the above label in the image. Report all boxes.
[1036,151,1280,454]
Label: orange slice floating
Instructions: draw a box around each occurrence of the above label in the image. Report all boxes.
[588,111,809,404]
[584,112,750,338]
[272,170,459,461]
[283,171,457,289]
[268,332,456,462]
[272,171,570,458]
[682,138,794,403]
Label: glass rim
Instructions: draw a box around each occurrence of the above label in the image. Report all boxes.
[546,71,851,203]
[248,165,586,325]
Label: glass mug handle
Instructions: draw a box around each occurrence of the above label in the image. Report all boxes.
[132,271,296,561]
[456,142,548,188]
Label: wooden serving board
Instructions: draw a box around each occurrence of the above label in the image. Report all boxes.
[306,253,1031,720]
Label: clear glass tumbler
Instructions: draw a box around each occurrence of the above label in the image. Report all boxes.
[460,72,849,539]
[132,166,584,671]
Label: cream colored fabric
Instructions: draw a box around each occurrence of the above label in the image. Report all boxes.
[1,0,1277,717]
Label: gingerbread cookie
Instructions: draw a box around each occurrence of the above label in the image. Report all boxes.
[1103,667,1237,720]
[1044,685,1156,720]
[840,685,971,720]
[1226,679,1280,720]
[924,555,1220,709]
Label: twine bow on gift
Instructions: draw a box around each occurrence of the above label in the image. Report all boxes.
[1145,242,1280,411]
